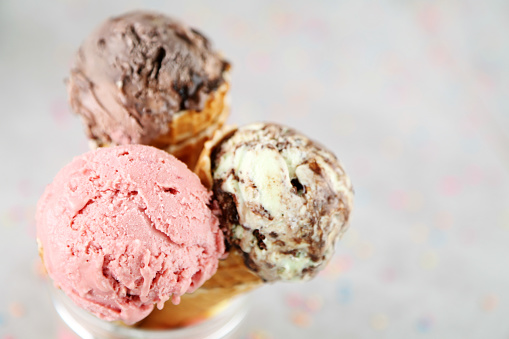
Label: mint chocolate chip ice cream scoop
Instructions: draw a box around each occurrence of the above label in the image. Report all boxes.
[209,123,354,282]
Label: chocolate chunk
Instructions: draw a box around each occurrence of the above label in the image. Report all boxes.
[242,254,260,274]
[281,249,299,257]
[253,229,267,250]
[213,187,239,229]
[250,203,273,220]
[274,240,286,247]
[291,178,305,195]
[161,187,178,194]
[308,159,322,175]
[301,266,316,276]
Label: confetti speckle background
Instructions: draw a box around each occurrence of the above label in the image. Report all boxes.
[1,0,509,338]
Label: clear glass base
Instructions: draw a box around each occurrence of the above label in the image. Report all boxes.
[49,286,249,339]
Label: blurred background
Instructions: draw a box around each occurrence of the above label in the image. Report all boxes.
[1,0,509,338]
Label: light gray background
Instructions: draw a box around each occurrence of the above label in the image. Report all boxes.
[1,0,509,338]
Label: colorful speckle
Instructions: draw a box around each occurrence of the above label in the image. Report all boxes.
[33,258,47,280]
[245,52,272,73]
[415,315,434,333]
[337,282,353,305]
[406,190,424,212]
[285,292,323,328]
[389,190,408,210]
[389,190,424,211]
[319,254,353,280]
[420,251,439,270]
[285,292,323,326]
[439,176,461,196]
[245,330,273,339]
[5,207,22,227]
[419,3,443,33]
[370,313,389,331]
[0,212,14,228]
[480,294,499,311]
[8,302,24,318]
[291,310,312,328]
[304,295,323,313]
[285,293,303,308]
[434,211,454,230]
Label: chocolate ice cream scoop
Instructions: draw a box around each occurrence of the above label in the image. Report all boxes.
[207,123,354,282]
[68,10,230,150]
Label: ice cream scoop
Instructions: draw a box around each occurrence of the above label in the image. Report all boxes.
[198,123,354,282]
[36,145,225,324]
[67,11,231,168]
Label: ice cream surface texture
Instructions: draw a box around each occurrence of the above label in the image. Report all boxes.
[210,123,353,282]
[36,145,225,324]
[68,10,229,147]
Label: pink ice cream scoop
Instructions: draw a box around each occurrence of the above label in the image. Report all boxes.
[36,145,225,324]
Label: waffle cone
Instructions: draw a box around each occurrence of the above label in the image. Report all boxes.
[89,74,231,170]
[193,124,238,186]
[152,76,231,169]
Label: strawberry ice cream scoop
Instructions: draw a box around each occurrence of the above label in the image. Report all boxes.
[36,145,225,324]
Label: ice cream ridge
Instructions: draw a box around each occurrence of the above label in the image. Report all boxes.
[35,145,225,325]
[141,122,354,328]
[68,11,231,169]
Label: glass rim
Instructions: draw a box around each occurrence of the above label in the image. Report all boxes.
[49,284,249,339]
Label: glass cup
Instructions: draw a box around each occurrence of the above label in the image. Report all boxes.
[49,285,249,339]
